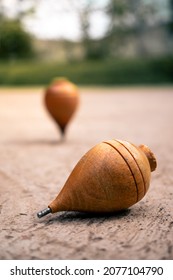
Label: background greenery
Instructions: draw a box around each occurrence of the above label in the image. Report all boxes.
[0,57,173,86]
[0,0,173,86]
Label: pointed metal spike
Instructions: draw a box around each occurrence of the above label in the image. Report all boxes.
[37,207,51,218]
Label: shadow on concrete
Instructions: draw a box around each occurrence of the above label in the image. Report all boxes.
[38,209,131,225]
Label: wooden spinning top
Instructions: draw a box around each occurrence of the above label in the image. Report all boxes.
[37,139,157,218]
[44,77,79,137]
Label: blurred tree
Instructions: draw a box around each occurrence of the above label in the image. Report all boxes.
[105,0,157,56]
[67,0,107,59]
[79,1,107,59]
[0,0,35,59]
[0,19,33,59]
[0,0,36,20]
[170,0,173,32]
[0,0,4,21]
[105,0,129,55]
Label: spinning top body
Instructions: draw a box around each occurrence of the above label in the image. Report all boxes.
[44,78,79,136]
[37,139,157,218]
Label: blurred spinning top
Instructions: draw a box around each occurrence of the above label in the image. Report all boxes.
[44,77,79,137]
[37,139,157,218]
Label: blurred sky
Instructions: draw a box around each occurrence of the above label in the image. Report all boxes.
[25,0,109,41]
[1,0,170,41]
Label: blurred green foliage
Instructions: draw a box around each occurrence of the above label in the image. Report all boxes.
[0,57,172,86]
[0,19,33,59]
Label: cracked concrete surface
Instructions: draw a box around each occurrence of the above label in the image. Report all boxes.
[0,87,173,260]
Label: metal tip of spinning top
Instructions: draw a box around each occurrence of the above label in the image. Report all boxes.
[37,207,52,218]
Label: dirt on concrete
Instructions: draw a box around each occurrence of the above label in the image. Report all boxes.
[0,86,173,260]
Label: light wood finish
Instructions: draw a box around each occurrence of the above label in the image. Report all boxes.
[49,139,157,213]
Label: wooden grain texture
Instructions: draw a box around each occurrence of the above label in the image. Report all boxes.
[48,139,154,213]
[0,87,173,260]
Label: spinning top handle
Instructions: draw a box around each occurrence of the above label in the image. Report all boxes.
[139,144,157,172]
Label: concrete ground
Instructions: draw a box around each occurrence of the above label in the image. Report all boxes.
[0,86,173,260]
